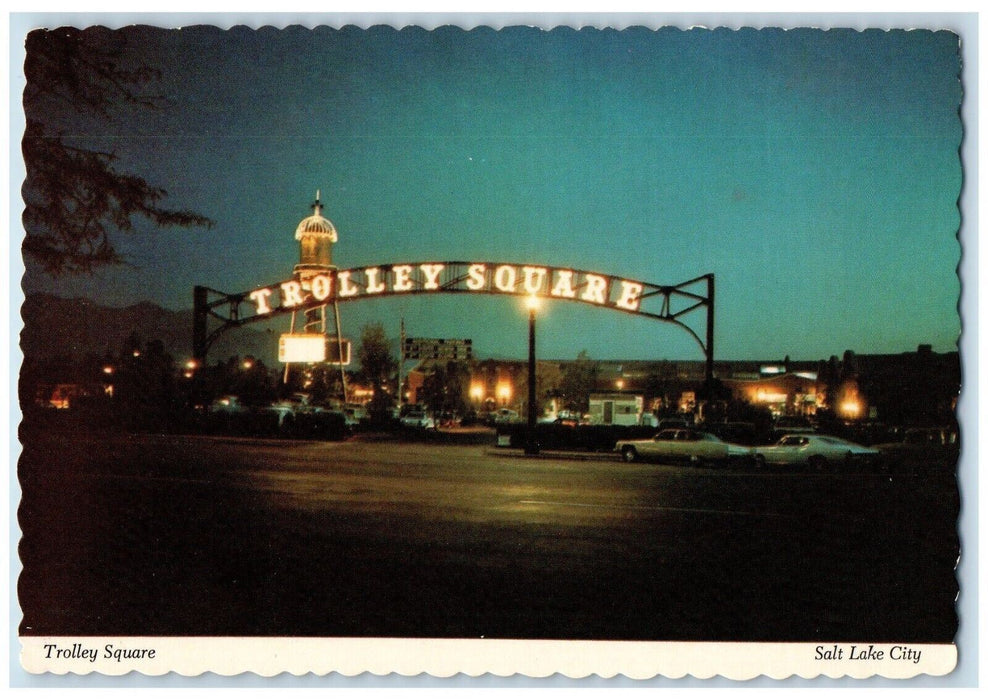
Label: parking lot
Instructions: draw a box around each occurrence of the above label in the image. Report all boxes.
[17,428,959,641]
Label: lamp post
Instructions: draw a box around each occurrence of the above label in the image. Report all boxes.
[525,295,540,456]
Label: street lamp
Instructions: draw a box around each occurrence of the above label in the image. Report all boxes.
[525,295,540,456]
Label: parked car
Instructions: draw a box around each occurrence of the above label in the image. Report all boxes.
[438,411,460,427]
[615,429,752,466]
[263,402,296,428]
[752,434,880,470]
[343,403,368,425]
[341,407,365,428]
[902,426,958,446]
[493,408,520,424]
[400,411,436,429]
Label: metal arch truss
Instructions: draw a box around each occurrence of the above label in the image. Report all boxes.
[194,263,715,379]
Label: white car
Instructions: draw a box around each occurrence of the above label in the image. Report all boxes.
[493,408,520,424]
[400,411,436,429]
[752,434,880,470]
[615,429,752,465]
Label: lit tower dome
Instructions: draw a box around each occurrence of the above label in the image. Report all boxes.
[294,189,338,278]
[285,191,348,402]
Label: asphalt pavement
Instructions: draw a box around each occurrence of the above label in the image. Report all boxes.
[17,429,959,641]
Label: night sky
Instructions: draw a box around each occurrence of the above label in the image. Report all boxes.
[17,22,962,362]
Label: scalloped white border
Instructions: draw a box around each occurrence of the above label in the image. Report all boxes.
[20,637,957,679]
[8,8,978,688]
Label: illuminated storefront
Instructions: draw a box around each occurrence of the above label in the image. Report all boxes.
[723,371,823,417]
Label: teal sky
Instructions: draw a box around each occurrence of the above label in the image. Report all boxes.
[20,24,963,362]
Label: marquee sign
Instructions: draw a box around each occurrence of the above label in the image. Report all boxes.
[277,333,352,365]
[278,333,328,363]
[246,262,691,319]
[193,262,715,378]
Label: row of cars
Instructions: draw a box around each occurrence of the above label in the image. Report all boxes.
[614,428,881,470]
[400,407,523,430]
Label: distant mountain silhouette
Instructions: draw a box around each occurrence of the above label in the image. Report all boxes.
[19,294,281,366]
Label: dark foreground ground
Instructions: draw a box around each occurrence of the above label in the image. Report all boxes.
[17,427,959,642]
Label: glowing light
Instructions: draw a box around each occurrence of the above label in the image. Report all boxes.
[364,267,386,294]
[421,264,445,289]
[279,280,305,307]
[466,264,486,290]
[840,399,862,418]
[494,265,517,292]
[245,262,657,316]
[550,270,577,298]
[250,287,274,314]
[310,274,333,300]
[615,280,644,310]
[393,265,414,292]
[278,333,327,363]
[580,274,608,304]
[470,384,484,402]
[102,366,114,375]
[521,267,548,294]
[337,271,359,297]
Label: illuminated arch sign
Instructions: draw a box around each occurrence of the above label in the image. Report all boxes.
[193,263,715,379]
[248,262,653,317]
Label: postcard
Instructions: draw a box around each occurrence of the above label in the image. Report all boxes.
[13,16,970,683]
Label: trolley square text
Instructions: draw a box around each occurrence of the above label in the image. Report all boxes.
[42,643,157,663]
[247,263,646,316]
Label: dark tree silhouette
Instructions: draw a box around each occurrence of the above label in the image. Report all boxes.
[559,350,599,414]
[22,26,212,276]
[358,323,398,413]
[419,361,471,416]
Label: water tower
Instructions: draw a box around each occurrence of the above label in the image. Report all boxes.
[284,191,348,401]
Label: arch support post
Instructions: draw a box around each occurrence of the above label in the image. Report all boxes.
[705,274,715,383]
[193,285,208,366]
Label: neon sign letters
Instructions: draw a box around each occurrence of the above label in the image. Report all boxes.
[247,262,646,317]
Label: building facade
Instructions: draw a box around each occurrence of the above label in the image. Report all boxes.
[402,345,959,428]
